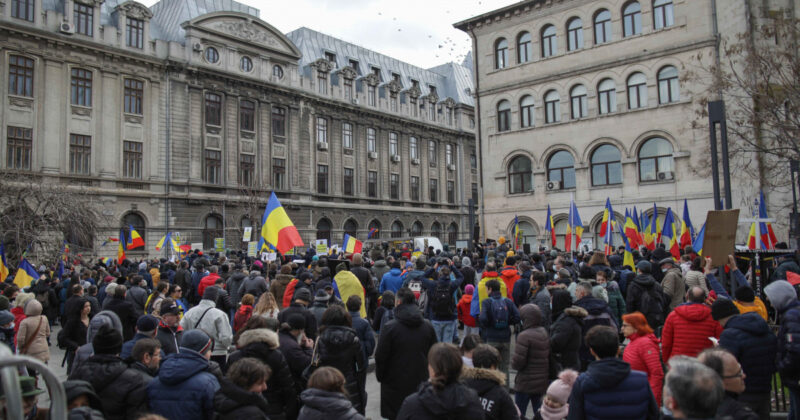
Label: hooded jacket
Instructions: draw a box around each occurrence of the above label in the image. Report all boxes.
[270,273,294,309]
[147,348,220,420]
[69,354,148,420]
[396,381,485,420]
[278,302,319,340]
[684,270,709,295]
[226,271,248,305]
[213,378,270,420]
[499,267,521,303]
[462,367,519,420]
[317,325,366,413]
[764,280,800,390]
[180,299,232,357]
[622,332,663,406]
[16,299,50,362]
[374,303,438,420]
[719,312,778,393]
[661,303,722,361]
[197,272,221,299]
[566,358,658,420]
[278,328,313,392]
[125,284,148,318]
[298,388,365,420]
[155,320,183,355]
[550,306,587,371]
[660,267,685,311]
[226,328,298,418]
[457,293,477,327]
[104,296,138,341]
[233,304,253,332]
[72,311,124,371]
[380,268,407,294]
[512,304,549,394]
[371,260,391,285]
[237,272,268,300]
[574,296,618,367]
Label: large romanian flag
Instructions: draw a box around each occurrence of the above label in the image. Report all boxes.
[117,229,127,263]
[599,198,611,238]
[128,225,145,250]
[679,199,694,250]
[624,209,641,250]
[14,258,39,288]
[260,192,304,254]
[343,234,363,254]
[570,201,584,246]
[617,217,636,270]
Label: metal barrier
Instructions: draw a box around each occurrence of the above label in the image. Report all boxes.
[0,345,67,420]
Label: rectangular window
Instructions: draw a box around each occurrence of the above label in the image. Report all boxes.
[240,100,255,131]
[445,143,453,166]
[471,183,478,205]
[349,59,359,73]
[8,55,34,97]
[316,117,327,143]
[342,122,353,149]
[389,132,398,157]
[343,78,353,101]
[204,149,221,184]
[410,96,418,117]
[239,154,255,186]
[390,174,399,199]
[654,1,674,30]
[126,17,144,49]
[410,137,418,160]
[73,2,93,36]
[124,79,143,114]
[317,72,328,94]
[317,164,328,194]
[343,168,354,196]
[368,85,376,107]
[123,141,142,179]
[411,176,420,201]
[6,126,32,170]
[324,52,337,66]
[447,181,455,204]
[428,140,437,165]
[429,102,436,121]
[371,67,381,80]
[272,158,285,190]
[70,68,92,107]
[429,179,438,202]
[11,0,34,21]
[368,171,377,197]
[205,92,222,126]
[390,93,398,112]
[367,128,376,153]
[272,107,286,140]
[470,153,477,169]
[69,134,91,174]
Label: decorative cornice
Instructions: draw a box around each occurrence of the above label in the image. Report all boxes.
[338,66,357,80]
[362,73,379,86]
[423,92,439,104]
[385,79,402,94]
[208,20,281,48]
[443,97,456,108]
[403,85,421,98]
[310,58,332,73]
[115,1,153,20]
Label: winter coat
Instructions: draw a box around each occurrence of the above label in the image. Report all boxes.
[350,311,376,360]
[197,273,221,298]
[213,378,270,420]
[716,392,760,420]
[16,300,50,363]
[622,332,664,406]
[567,358,658,420]
[396,381,485,420]
[772,257,800,282]
[62,316,89,352]
[233,304,252,332]
[72,311,125,371]
[479,292,521,342]
[317,325,366,413]
[461,266,476,289]
[69,354,148,420]
[104,296,138,341]
[155,321,183,355]
[529,286,552,328]
[270,274,294,309]
[333,270,367,318]
[499,267,521,303]
[371,260,391,285]
[125,285,148,317]
[147,349,220,420]
[574,296,618,367]
[238,273,268,300]
[470,271,507,318]
[767,287,800,391]
[626,274,667,329]
[512,304,549,394]
[661,303,722,361]
[309,301,328,326]
[278,329,313,391]
[420,268,463,321]
[458,294,477,327]
[380,268,407,294]
[462,367,520,420]
[734,298,768,321]
[374,303,438,420]
[351,265,376,296]
[660,267,685,311]
[684,270,709,295]
[719,312,778,393]
[298,388,365,420]
[604,282,625,326]
[227,328,298,418]
[278,303,319,340]
[226,272,248,305]
[180,299,232,357]
[550,306,587,371]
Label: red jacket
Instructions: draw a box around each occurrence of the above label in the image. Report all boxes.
[197,273,221,298]
[623,332,664,406]
[233,305,252,332]
[499,267,520,303]
[282,279,299,308]
[662,303,722,362]
[457,294,477,327]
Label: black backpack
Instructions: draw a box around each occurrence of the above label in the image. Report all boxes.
[431,282,455,318]
[639,286,666,328]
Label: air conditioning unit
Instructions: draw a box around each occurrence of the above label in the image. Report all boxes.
[317,142,329,151]
[546,181,562,191]
[411,158,420,165]
[657,171,674,181]
[192,43,203,52]
[447,164,456,171]
[351,98,359,105]
[391,155,401,163]
[60,22,74,34]
[368,151,378,160]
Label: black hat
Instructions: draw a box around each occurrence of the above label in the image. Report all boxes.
[287,313,306,330]
[711,298,740,321]
[294,288,312,303]
[136,315,159,333]
[636,260,652,274]
[298,272,313,282]
[92,325,123,355]
[734,286,756,303]
[314,289,331,302]
[160,299,180,316]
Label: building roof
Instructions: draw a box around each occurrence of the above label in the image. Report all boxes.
[148,0,259,42]
[453,0,540,31]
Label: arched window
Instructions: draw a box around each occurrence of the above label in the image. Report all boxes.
[272,65,284,79]
[121,212,146,251]
[368,219,381,240]
[545,90,560,123]
[520,95,535,128]
[497,100,511,132]
[508,156,533,194]
[653,0,674,30]
[495,38,509,69]
[411,221,423,236]
[512,220,539,246]
[597,78,617,114]
[623,2,642,37]
[431,222,442,239]
[657,66,679,104]
[594,9,612,44]
[517,32,532,64]
[541,25,557,58]
[203,214,223,250]
[567,18,583,51]
[343,219,358,237]
[205,47,219,64]
[316,218,332,244]
[638,137,674,181]
[448,223,458,245]
[627,72,647,109]
[391,221,404,238]
[570,84,588,119]
[591,144,623,186]
[548,150,576,189]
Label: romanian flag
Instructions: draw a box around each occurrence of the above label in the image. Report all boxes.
[343,234,363,254]
[693,223,705,256]
[0,243,9,283]
[155,232,171,251]
[617,217,636,270]
[632,207,644,246]
[100,257,112,266]
[117,228,127,263]
[603,200,615,255]
[367,228,379,239]
[14,258,39,288]
[512,215,521,249]
[599,198,611,238]
[128,225,145,250]
[624,209,640,249]
[645,204,658,251]
[759,191,778,249]
[260,192,304,254]
[661,208,680,258]
[545,205,556,248]
[679,199,694,250]
[747,222,759,249]
[565,204,573,252]
[63,241,70,256]
[570,200,584,247]
[654,204,663,244]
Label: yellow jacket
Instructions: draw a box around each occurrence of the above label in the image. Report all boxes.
[734,297,768,321]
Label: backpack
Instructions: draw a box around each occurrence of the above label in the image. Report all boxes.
[431,282,455,318]
[56,327,68,350]
[639,286,666,328]
[489,297,510,329]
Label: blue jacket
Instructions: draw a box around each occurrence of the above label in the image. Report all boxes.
[349,311,376,361]
[380,268,407,294]
[567,358,658,420]
[719,312,777,393]
[120,332,166,361]
[147,348,220,420]
[420,267,463,321]
[777,301,800,390]
[479,292,521,342]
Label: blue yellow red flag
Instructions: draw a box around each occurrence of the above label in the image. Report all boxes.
[603,201,615,255]
[367,228,379,239]
[661,208,680,258]
[155,232,171,251]
[0,243,8,283]
[128,225,145,250]
[545,205,555,248]
[570,201,584,246]
[14,258,39,288]
[343,234,363,254]
[260,192,304,254]
[599,198,611,238]
[759,191,777,249]
[692,223,705,256]
[624,209,640,249]
[117,229,127,263]
[679,199,694,250]
[616,217,635,270]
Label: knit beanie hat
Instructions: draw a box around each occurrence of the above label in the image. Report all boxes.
[546,369,578,404]
[180,329,213,354]
[287,313,306,330]
[0,296,9,311]
[734,286,756,303]
[136,315,159,333]
[0,310,14,326]
[294,288,312,303]
[92,325,123,355]
[314,289,331,302]
[711,298,740,321]
[465,284,475,295]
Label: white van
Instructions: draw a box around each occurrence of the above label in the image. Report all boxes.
[413,237,443,253]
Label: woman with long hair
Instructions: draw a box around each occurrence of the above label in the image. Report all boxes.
[621,312,664,406]
[61,298,91,373]
[253,292,280,320]
[298,367,364,420]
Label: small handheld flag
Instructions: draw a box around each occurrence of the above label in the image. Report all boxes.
[599,198,611,238]
[545,205,555,248]
[117,228,127,263]
[155,233,172,251]
[692,223,705,256]
[367,228,379,239]
[0,243,9,283]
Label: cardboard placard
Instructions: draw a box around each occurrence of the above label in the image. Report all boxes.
[242,227,253,242]
[247,242,258,257]
[214,238,225,252]
[315,239,328,255]
[190,242,203,252]
[703,209,740,266]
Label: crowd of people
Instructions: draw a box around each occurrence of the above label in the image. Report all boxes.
[0,237,799,420]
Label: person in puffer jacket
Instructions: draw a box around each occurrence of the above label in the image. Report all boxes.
[316,305,366,414]
[620,312,663,407]
[499,259,521,304]
[299,367,365,420]
[550,289,586,372]
[661,287,722,362]
[380,261,407,294]
[764,279,800,420]
[527,272,552,329]
[512,304,549,416]
[213,357,271,420]
[462,344,520,420]
[458,284,479,340]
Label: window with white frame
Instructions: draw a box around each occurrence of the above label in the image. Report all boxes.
[316,117,327,143]
[545,90,560,123]
[598,78,617,114]
[570,84,588,119]
[627,72,648,109]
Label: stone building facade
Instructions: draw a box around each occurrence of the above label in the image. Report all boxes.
[456,0,794,250]
[0,0,477,258]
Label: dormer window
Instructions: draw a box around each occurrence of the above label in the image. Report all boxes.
[411,79,419,89]
[429,85,437,96]
[392,73,401,84]
[126,17,144,48]
[349,59,360,74]
[324,52,337,67]
[74,2,93,36]
[371,67,382,81]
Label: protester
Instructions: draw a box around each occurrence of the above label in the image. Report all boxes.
[763,279,800,419]
[684,257,709,295]
[458,284,479,341]
[462,344,520,420]
[105,285,138,341]
[512,303,549,416]
[278,288,318,340]
[659,257,685,311]
[155,299,183,355]
[315,305,366,414]
[299,366,366,420]
[549,289,585,371]
[479,279,521,383]
[380,261,407,294]
[346,295,375,363]
[460,333,482,368]
[372,290,395,333]
[573,281,617,369]
[620,312,663,406]
[625,261,667,331]
[0,376,47,420]
[697,348,759,420]
[424,261,464,342]
[213,357,271,419]
[181,287,233,367]
[120,314,160,360]
[528,271,552,328]
[234,293,255,332]
[16,299,50,367]
[253,292,280,320]
[662,286,722,361]
[534,369,578,420]
[129,337,162,383]
[662,356,725,420]
[333,263,367,318]
[278,314,314,392]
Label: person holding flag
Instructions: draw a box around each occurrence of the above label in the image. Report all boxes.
[14,258,40,289]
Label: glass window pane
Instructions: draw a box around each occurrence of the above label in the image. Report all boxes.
[608,162,622,184]
[549,150,574,168]
[564,168,576,189]
[640,159,656,180]
[592,144,621,163]
[592,165,607,185]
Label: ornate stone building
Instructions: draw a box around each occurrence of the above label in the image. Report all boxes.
[0,0,477,257]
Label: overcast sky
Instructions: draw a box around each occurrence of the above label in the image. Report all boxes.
[142,0,516,69]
